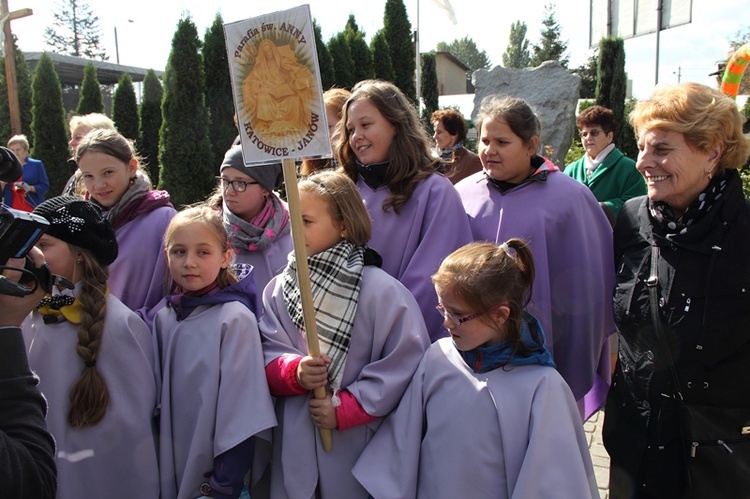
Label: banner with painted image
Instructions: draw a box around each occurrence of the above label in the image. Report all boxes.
[224,5,330,164]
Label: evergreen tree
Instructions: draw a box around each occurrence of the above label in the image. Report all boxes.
[502,21,531,69]
[44,0,108,60]
[571,49,599,99]
[30,53,70,196]
[138,69,163,183]
[529,4,569,68]
[76,61,104,115]
[620,97,639,161]
[596,37,627,147]
[314,20,335,90]
[328,33,356,90]
[383,0,416,102]
[0,37,33,147]
[344,15,374,84]
[370,30,395,83]
[112,73,139,141]
[437,36,491,73]
[420,52,439,132]
[203,13,236,172]
[158,17,213,207]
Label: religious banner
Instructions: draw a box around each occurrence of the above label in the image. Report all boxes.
[224,5,330,165]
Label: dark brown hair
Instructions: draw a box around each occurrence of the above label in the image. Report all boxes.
[577,105,617,135]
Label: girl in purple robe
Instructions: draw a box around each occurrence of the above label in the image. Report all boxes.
[23,196,159,498]
[208,145,292,297]
[335,79,473,342]
[353,240,598,498]
[76,129,176,315]
[260,171,430,499]
[154,205,276,499]
[455,95,615,420]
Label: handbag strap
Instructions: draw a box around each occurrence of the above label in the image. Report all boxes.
[647,244,684,400]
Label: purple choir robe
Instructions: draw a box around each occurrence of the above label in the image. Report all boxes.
[153,287,277,499]
[234,230,293,305]
[356,173,473,341]
[259,266,431,499]
[353,338,599,499]
[109,205,176,314]
[456,170,615,420]
[22,294,159,499]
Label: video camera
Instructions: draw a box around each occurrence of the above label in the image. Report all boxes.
[0,204,57,296]
[0,145,66,296]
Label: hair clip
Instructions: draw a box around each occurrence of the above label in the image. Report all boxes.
[499,242,510,254]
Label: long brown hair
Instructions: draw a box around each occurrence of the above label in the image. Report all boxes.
[67,246,110,428]
[336,80,437,214]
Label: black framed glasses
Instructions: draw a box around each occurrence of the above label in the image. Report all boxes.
[579,129,603,139]
[436,303,479,327]
[216,176,259,192]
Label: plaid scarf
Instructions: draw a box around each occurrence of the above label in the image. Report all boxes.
[282,240,365,404]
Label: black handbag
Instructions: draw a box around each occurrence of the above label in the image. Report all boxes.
[647,245,750,497]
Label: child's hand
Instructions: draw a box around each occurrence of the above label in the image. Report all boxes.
[296,354,331,391]
[309,392,337,430]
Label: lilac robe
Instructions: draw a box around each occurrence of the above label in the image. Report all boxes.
[356,173,473,341]
[109,205,176,314]
[456,170,615,420]
[22,294,159,499]
[153,279,277,499]
[259,266,431,499]
[353,338,599,498]
[234,231,292,304]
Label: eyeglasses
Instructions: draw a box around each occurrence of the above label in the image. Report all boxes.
[216,176,259,192]
[436,303,479,327]
[579,129,603,139]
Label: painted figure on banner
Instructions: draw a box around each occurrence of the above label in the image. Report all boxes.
[243,39,314,139]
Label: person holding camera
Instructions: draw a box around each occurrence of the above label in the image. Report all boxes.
[0,247,57,498]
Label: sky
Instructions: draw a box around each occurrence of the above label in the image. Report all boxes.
[7,0,749,100]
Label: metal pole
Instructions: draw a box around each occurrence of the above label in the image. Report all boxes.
[415,0,421,112]
[114,26,119,64]
[655,0,662,86]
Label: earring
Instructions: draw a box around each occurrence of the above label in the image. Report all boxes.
[707,171,713,180]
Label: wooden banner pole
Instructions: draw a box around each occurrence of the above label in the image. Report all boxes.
[281,158,333,452]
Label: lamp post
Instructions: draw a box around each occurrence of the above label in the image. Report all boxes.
[114,19,134,64]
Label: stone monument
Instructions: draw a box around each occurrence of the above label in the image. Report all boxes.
[472,61,581,167]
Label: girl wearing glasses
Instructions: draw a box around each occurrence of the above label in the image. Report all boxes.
[209,145,292,297]
[354,240,598,498]
[259,171,430,499]
[564,105,645,226]
[456,95,615,421]
[76,129,176,315]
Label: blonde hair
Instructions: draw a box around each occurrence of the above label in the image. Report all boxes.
[432,239,537,359]
[298,170,372,246]
[337,80,437,214]
[7,134,29,151]
[69,113,116,134]
[67,246,110,428]
[164,204,237,289]
[301,88,352,176]
[629,82,750,173]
